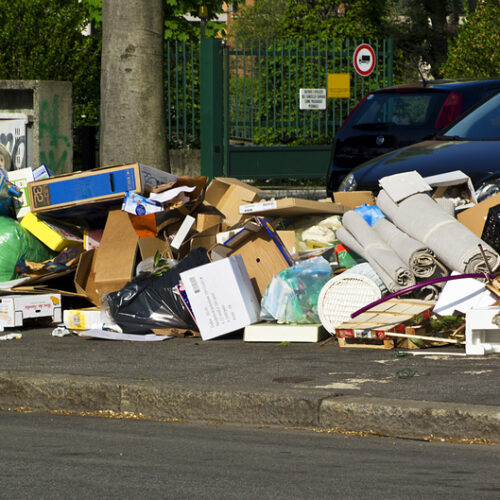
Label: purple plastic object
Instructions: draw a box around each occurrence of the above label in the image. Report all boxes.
[350,272,496,319]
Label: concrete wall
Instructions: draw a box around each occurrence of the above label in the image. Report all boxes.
[0,80,72,175]
[169,148,201,177]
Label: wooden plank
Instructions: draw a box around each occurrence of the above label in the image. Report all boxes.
[337,337,395,349]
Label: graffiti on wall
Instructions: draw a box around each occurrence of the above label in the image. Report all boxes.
[0,120,26,169]
[39,96,71,174]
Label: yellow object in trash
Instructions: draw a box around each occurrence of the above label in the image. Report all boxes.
[20,212,82,252]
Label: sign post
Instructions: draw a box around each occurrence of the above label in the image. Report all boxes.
[353,44,376,77]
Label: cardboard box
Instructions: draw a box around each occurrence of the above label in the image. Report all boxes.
[239,197,346,217]
[210,217,294,300]
[244,323,329,342]
[7,167,34,219]
[333,191,376,208]
[180,254,261,340]
[190,224,220,252]
[20,212,82,252]
[0,294,62,331]
[63,307,103,330]
[63,307,120,331]
[425,170,477,209]
[204,178,263,226]
[28,163,177,222]
[457,192,500,237]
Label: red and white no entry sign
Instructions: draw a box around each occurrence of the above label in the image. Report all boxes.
[353,43,375,77]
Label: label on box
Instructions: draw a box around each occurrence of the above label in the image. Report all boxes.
[122,191,163,216]
[239,200,277,214]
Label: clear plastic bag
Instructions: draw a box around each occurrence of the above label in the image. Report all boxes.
[260,256,333,324]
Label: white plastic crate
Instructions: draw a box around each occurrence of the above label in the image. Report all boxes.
[465,307,500,355]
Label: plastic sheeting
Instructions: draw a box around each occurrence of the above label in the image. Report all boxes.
[0,216,55,282]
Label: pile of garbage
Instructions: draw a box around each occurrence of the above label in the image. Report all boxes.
[2,162,500,355]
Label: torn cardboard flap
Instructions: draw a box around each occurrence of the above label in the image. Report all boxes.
[458,192,500,237]
[333,191,376,208]
[94,210,139,294]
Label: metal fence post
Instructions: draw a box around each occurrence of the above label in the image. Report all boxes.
[200,38,224,179]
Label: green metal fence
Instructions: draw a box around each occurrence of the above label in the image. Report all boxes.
[166,38,393,149]
[165,40,200,148]
[226,39,393,145]
[167,38,393,180]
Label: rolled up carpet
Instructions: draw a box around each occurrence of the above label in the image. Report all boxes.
[372,216,447,279]
[338,210,416,292]
[377,190,499,274]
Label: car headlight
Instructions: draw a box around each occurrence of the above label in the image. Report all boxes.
[338,172,357,192]
[476,178,500,202]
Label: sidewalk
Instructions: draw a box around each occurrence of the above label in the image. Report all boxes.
[1,327,499,443]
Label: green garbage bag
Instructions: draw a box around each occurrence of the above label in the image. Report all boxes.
[0,216,55,282]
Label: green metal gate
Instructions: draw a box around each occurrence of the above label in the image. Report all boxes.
[194,38,393,180]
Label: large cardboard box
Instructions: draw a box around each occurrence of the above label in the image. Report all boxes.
[210,217,294,300]
[457,192,500,237]
[0,294,62,331]
[28,163,177,223]
[204,178,263,227]
[239,197,346,217]
[180,254,261,340]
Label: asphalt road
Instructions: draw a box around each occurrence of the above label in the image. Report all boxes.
[1,410,500,500]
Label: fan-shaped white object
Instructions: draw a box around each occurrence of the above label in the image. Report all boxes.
[318,273,382,335]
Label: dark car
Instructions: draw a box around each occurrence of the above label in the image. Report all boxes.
[326,79,500,198]
[336,90,500,198]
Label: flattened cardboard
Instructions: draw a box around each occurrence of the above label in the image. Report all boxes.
[333,191,376,208]
[74,249,101,306]
[76,213,175,306]
[457,192,500,237]
[239,197,346,217]
[205,178,263,226]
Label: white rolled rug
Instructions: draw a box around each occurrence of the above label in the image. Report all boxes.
[377,189,499,273]
[338,210,416,292]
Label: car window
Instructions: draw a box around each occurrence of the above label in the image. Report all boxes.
[350,92,447,127]
[444,92,500,140]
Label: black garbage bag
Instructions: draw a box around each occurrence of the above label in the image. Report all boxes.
[104,247,210,333]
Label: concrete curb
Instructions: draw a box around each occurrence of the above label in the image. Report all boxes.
[1,372,499,442]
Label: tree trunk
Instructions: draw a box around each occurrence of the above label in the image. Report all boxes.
[100,0,169,171]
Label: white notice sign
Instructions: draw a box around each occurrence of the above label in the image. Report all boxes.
[299,88,326,110]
